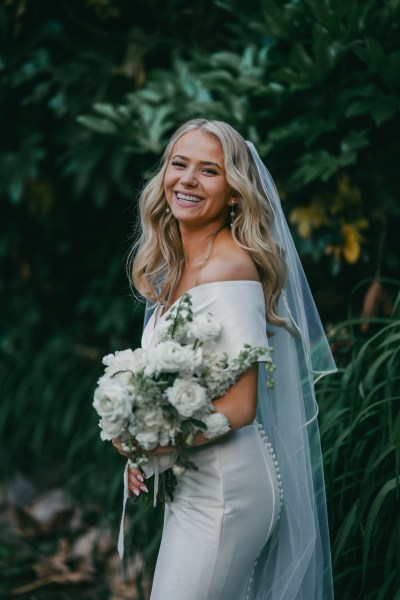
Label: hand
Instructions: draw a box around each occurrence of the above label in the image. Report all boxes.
[111,438,132,458]
[128,464,148,497]
[143,444,176,457]
[111,439,148,497]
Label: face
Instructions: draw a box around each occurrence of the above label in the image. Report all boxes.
[163,129,236,228]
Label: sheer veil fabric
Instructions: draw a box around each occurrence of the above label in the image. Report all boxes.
[246,141,336,599]
[142,143,336,599]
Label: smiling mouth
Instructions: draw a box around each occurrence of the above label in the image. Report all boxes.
[175,192,203,204]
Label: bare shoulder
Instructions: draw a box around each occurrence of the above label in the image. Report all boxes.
[197,235,260,285]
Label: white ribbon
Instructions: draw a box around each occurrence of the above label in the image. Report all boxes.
[117,453,175,558]
[153,456,159,507]
[117,460,130,559]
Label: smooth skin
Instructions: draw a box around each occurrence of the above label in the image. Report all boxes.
[114,130,260,497]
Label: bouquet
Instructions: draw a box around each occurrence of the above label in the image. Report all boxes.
[93,293,275,506]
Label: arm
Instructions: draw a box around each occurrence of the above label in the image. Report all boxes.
[140,362,258,451]
[192,363,258,446]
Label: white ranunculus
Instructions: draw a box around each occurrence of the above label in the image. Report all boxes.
[189,313,221,343]
[112,370,134,389]
[151,341,193,373]
[142,407,165,429]
[129,348,151,373]
[101,353,116,368]
[102,348,149,376]
[158,428,171,447]
[99,417,126,441]
[180,347,203,375]
[203,412,231,440]
[166,378,208,417]
[135,429,159,450]
[127,419,140,438]
[93,377,132,421]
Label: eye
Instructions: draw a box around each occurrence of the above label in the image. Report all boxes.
[202,168,218,175]
[171,160,186,168]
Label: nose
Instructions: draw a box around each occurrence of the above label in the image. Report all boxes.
[180,168,198,187]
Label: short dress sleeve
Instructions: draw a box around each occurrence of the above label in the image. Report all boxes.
[186,280,270,361]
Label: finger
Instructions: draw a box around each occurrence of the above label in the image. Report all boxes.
[128,472,148,494]
[128,472,148,490]
[129,467,144,482]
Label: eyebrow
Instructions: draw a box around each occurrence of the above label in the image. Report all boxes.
[172,154,223,170]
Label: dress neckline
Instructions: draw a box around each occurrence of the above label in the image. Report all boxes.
[154,279,263,326]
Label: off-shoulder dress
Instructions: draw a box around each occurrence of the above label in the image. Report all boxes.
[142,281,282,600]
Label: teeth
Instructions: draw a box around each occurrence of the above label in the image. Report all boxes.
[176,193,202,203]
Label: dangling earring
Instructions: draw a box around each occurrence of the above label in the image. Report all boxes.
[230,200,236,228]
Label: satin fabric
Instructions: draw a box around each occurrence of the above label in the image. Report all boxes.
[142,281,281,600]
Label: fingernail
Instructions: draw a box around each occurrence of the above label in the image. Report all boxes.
[139,485,148,493]
[137,474,144,482]
[133,489,140,497]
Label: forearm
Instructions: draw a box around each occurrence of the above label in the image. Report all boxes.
[191,363,258,446]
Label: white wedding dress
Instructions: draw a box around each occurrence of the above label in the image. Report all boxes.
[141,281,283,600]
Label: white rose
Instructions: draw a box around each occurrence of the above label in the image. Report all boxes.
[166,378,208,417]
[203,412,231,440]
[151,341,193,373]
[93,377,132,421]
[189,313,221,343]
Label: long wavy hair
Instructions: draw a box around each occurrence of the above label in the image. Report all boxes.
[128,119,288,328]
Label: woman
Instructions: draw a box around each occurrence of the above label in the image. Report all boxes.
[115,119,336,599]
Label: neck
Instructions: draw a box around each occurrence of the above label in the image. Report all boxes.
[179,221,227,266]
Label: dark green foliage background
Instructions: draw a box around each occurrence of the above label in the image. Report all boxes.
[1,0,399,598]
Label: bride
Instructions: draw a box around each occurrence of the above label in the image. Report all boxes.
[114,119,336,599]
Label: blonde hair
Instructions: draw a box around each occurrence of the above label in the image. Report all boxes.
[128,119,287,328]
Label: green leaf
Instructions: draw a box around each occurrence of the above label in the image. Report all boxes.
[289,149,340,187]
[312,23,341,75]
[260,1,300,42]
[345,89,399,125]
[307,0,339,34]
[76,115,117,135]
[359,37,400,90]
[362,477,400,579]
[190,418,207,430]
